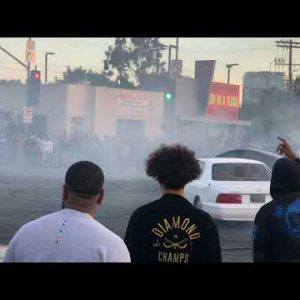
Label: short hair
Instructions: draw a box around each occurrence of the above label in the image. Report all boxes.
[65,161,104,197]
[145,144,201,189]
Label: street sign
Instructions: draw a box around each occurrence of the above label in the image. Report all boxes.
[170,60,183,78]
[25,39,36,65]
[23,106,33,124]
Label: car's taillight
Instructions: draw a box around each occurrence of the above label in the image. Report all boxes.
[216,193,242,204]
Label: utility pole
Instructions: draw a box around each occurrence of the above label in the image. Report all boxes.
[275,39,300,90]
[156,48,159,77]
[226,63,239,84]
[167,44,177,77]
[168,46,172,76]
[175,38,179,60]
[45,52,55,84]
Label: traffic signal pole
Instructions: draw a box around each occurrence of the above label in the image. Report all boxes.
[0,46,29,71]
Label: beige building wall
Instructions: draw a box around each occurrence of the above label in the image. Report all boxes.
[145,91,164,140]
[35,84,68,138]
[94,87,118,138]
[0,86,26,117]
[0,84,164,141]
[65,84,95,137]
[93,87,164,140]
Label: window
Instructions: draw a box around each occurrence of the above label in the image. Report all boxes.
[212,163,271,181]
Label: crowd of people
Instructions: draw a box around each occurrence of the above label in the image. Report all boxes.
[0,129,162,177]
[3,136,300,263]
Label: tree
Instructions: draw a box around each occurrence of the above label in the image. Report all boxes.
[55,66,115,87]
[105,38,167,88]
[0,79,24,86]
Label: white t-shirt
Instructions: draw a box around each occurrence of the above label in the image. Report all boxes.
[40,140,53,153]
[3,209,131,263]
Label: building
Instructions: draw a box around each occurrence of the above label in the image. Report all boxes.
[174,61,251,156]
[239,71,298,149]
[0,84,164,143]
[241,71,286,121]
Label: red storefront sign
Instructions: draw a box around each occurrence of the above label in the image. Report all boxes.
[206,82,240,120]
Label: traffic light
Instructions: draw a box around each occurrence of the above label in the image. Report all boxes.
[164,92,174,101]
[27,70,41,106]
[164,78,176,101]
[163,78,176,120]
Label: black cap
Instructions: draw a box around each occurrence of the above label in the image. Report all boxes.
[65,161,104,196]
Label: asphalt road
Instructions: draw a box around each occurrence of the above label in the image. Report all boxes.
[0,167,254,262]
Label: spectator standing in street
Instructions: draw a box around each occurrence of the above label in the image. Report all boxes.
[124,144,222,263]
[4,161,130,262]
[253,137,300,261]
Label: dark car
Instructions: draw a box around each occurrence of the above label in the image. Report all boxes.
[216,149,282,169]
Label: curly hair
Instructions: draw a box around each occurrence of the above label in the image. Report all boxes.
[145,144,201,189]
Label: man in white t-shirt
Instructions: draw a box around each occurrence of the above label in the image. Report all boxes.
[40,137,54,167]
[3,161,131,263]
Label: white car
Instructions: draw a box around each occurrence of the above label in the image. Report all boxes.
[185,158,272,221]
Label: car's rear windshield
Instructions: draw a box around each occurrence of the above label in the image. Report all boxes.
[212,163,271,181]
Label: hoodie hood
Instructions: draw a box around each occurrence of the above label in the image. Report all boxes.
[270,157,300,201]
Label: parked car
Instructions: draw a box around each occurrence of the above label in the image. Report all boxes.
[185,158,272,221]
[216,148,282,169]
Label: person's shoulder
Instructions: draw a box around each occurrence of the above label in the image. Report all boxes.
[90,219,126,246]
[193,206,213,219]
[130,198,162,219]
[188,206,215,225]
[16,211,60,234]
[259,200,275,212]
[255,200,276,221]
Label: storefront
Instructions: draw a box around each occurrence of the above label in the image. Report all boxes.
[177,117,251,157]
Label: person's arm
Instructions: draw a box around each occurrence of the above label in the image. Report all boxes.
[3,233,19,262]
[253,207,271,262]
[124,212,143,262]
[202,217,222,262]
[277,137,298,161]
[106,240,131,263]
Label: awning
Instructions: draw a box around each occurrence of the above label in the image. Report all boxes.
[177,116,252,126]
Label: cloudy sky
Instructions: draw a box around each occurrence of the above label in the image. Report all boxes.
[1,38,300,86]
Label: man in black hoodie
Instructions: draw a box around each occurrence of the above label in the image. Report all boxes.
[124,144,221,263]
[253,137,300,262]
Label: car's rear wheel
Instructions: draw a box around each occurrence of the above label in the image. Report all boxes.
[193,196,202,209]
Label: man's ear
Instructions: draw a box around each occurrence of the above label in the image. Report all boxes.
[97,189,104,206]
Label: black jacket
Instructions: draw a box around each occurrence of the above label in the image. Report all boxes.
[124,193,221,263]
[253,158,300,262]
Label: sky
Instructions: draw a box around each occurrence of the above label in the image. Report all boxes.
[1,38,300,87]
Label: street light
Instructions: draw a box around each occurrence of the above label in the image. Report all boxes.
[45,51,55,85]
[226,63,239,84]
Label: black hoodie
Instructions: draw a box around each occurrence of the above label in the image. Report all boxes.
[253,157,300,262]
